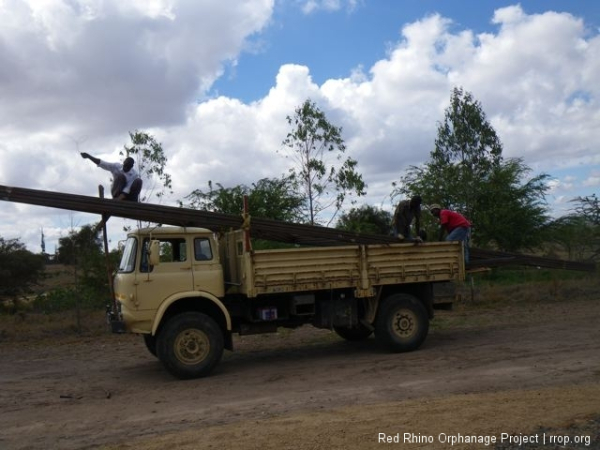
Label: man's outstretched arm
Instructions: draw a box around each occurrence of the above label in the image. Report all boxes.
[80,152,100,165]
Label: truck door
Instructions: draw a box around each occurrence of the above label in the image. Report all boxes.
[136,237,194,312]
[191,237,225,297]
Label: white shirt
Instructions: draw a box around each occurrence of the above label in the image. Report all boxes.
[98,160,140,194]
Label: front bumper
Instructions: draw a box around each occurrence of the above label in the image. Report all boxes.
[106,304,127,334]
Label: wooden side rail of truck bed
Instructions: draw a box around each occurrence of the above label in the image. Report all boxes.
[242,241,464,298]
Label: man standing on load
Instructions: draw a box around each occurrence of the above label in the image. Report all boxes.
[392,195,422,241]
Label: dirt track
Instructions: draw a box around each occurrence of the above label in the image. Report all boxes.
[1,296,599,450]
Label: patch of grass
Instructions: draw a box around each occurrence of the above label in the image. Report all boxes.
[473,266,591,287]
[0,309,109,344]
[37,264,78,292]
[430,273,600,332]
[0,265,114,343]
[460,268,599,307]
[31,286,108,313]
[430,309,477,330]
[1,262,111,317]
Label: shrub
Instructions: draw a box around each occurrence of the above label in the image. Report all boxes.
[31,286,108,314]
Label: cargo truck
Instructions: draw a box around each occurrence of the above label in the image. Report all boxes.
[113,226,464,379]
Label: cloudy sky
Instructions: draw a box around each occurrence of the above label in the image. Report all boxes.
[0,0,599,253]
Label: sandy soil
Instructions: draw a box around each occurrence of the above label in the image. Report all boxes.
[1,296,599,450]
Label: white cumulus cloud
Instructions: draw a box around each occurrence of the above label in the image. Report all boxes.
[1,2,599,252]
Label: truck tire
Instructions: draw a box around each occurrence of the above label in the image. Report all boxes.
[143,334,158,357]
[334,324,373,341]
[156,312,224,379]
[375,293,429,352]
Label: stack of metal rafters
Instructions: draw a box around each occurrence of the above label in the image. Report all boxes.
[0,184,394,247]
[0,184,595,272]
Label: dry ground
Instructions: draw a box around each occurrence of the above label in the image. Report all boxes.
[0,276,599,450]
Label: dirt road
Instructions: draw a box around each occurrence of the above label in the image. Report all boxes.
[1,296,599,450]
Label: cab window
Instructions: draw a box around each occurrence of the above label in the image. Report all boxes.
[118,237,137,273]
[194,238,213,261]
[140,237,187,272]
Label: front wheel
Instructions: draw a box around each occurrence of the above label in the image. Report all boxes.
[156,312,224,379]
[375,293,429,352]
[143,334,158,358]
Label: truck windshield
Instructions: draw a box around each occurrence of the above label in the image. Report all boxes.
[119,237,137,273]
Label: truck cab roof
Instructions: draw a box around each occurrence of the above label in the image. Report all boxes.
[130,226,213,236]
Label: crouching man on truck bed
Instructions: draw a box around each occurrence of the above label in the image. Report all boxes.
[81,152,142,201]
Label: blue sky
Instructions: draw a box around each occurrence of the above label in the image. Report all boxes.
[0,0,599,252]
[213,1,600,101]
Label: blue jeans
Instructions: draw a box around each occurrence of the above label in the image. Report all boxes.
[446,227,470,263]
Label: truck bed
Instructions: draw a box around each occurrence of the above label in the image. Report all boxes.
[240,241,465,298]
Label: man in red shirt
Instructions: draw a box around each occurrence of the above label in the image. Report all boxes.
[429,204,471,263]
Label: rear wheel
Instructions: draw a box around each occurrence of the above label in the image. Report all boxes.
[157,312,224,379]
[375,293,429,352]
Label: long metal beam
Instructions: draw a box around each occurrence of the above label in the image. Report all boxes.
[0,184,396,246]
[469,248,595,272]
[0,184,595,272]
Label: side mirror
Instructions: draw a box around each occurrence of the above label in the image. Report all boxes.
[148,240,161,266]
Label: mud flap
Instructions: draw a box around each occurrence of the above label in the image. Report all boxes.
[106,309,127,334]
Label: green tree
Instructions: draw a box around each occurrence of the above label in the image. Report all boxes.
[572,194,600,225]
[282,99,366,226]
[397,87,550,251]
[556,194,600,260]
[57,225,100,264]
[121,130,173,203]
[0,237,45,311]
[474,159,550,250]
[336,205,392,235]
[58,224,111,294]
[182,176,304,222]
[545,215,597,261]
[397,87,503,215]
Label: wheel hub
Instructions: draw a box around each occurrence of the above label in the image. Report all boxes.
[175,329,210,365]
[393,310,416,338]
